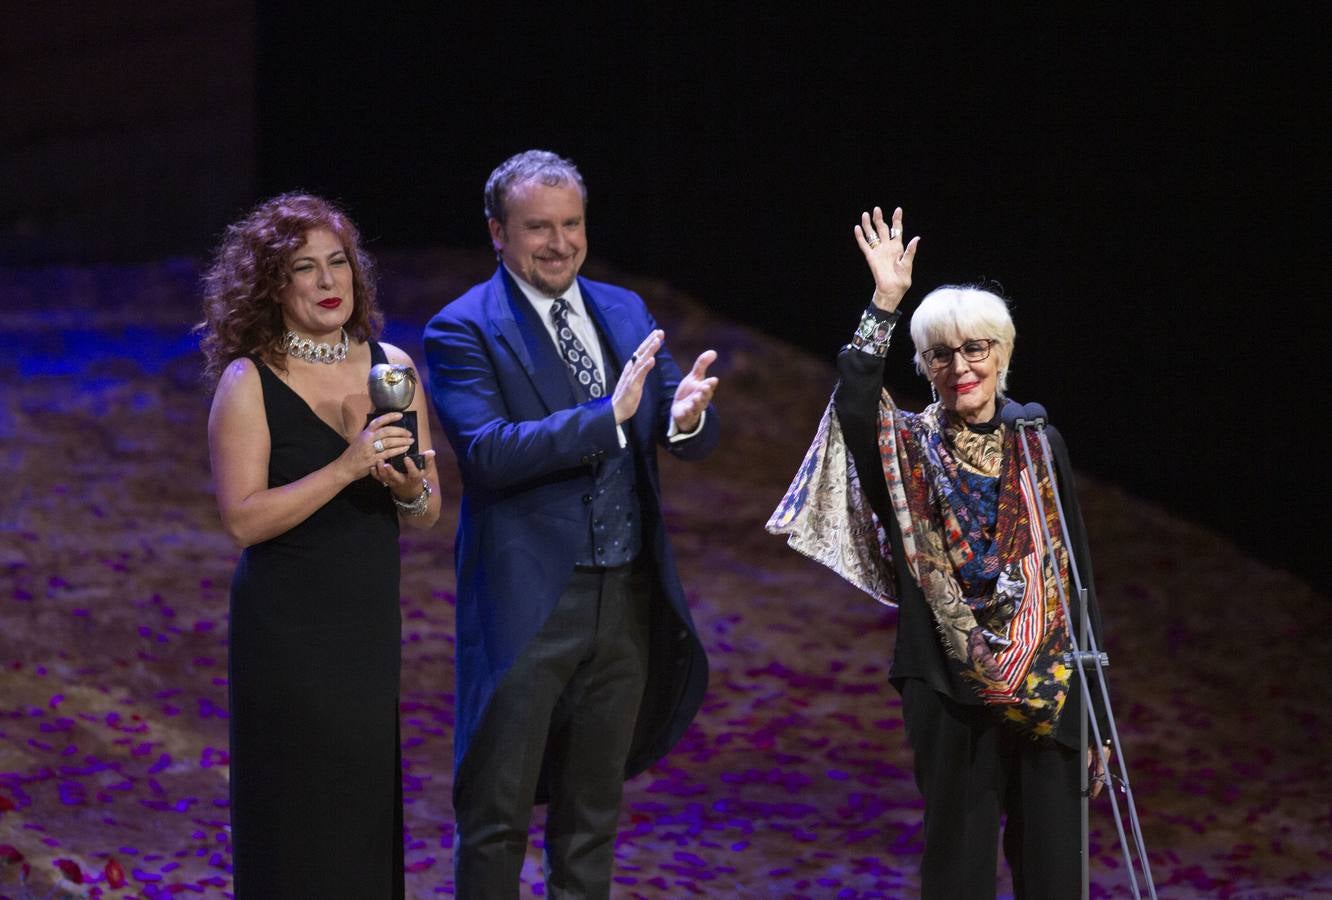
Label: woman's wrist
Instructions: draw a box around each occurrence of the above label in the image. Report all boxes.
[334,454,363,488]
[871,288,904,311]
[393,478,432,517]
[850,303,900,357]
[391,480,421,500]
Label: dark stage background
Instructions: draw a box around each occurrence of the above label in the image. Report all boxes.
[4,4,1326,582]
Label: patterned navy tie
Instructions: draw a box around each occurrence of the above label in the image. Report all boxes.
[549,297,606,400]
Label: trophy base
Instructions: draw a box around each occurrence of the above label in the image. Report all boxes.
[398,453,428,474]
[367,409,421,474]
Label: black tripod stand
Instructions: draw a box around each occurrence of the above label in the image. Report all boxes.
[1005,402,1158,900]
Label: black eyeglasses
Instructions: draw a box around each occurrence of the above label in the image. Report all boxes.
[921,339,998,371]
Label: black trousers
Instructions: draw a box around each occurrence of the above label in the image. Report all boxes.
[901,678,1084,900]
[453,563,650,900]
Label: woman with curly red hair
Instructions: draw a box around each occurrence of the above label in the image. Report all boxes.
[199,193,439,897]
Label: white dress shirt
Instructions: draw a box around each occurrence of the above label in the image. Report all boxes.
[506,268,609,382]
[505,267,705,443]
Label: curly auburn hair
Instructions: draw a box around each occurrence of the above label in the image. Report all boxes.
[196,193,383,389]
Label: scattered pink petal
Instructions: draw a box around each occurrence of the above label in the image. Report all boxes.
[54,857,84,883]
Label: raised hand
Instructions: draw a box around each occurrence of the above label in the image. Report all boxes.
[671,350,719,434]
[853,205,921,312]
[612,330,664,424]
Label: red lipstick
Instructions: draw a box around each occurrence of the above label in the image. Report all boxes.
[317,297,343,309]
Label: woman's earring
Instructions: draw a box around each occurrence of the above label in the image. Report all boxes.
[930,384,939,404]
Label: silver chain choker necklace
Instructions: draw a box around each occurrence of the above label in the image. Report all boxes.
[281,328,349,364]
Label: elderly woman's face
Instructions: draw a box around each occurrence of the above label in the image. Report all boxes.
[923,335,1002,423]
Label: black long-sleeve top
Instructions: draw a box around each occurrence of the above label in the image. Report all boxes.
[832,318,1110,749]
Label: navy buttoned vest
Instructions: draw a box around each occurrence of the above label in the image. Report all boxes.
[569,324,641,568]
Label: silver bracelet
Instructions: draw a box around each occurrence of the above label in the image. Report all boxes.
[393,478,432,517]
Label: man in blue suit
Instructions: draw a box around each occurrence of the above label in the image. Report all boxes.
[423,149,720,899]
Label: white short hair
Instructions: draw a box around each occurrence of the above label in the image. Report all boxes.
[909,285,1017,392]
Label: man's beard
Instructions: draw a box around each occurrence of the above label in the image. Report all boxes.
[530,270,577,297]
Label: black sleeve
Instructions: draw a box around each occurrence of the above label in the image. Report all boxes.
[834,320,969,698]
[832,345,894,523]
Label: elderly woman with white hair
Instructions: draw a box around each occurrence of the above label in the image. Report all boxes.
[769,206,1112,898]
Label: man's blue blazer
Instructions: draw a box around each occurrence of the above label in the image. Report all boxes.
[423,267,719,800]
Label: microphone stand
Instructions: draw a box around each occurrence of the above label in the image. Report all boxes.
[1005,402,1157,900]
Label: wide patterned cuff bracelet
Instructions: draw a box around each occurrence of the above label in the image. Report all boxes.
[849,306,899,357]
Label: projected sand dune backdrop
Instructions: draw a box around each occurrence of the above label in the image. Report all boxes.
[1,252,1328,898]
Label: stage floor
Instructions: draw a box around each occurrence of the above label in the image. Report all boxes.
[2,253,1327,897]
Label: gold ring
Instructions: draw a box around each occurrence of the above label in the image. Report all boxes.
[867,236,881,249]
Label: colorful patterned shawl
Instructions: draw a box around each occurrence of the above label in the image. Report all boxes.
[768,391,1073,737]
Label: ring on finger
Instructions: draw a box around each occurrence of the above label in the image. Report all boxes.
[888,227,900,240]
[630,353,638,364]
[373,438,385,453]
[866,236,881,249]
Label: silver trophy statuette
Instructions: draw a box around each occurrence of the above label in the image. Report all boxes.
[367,363,423,473]
[368,363,417,411]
